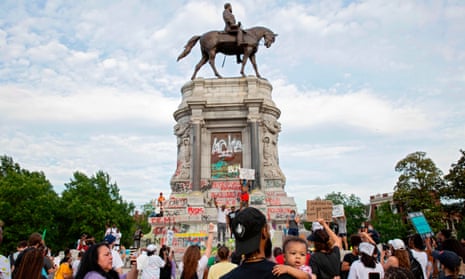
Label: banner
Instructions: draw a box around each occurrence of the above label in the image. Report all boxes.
[239,168,255,180]
[408,212,434,237]
[306,200,333,222]
[332,204,345,217]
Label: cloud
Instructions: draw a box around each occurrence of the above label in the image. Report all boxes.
[1,0,464,211]
[273,81,432,134]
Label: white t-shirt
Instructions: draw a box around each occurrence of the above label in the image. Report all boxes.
[115,232,122,245]
[138,255,165,279]
[0,255,11,279]
[410,249,428,279]
[217,208,227,224]
[111,249,124,270]
[72,259,81,277]
[348,260,384,279]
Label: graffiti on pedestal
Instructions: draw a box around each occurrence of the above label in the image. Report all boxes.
[211,132,242,178]
[265,191,287,206]
[172,181,192,193]
[267,207,292,221]
[167,197,188,208]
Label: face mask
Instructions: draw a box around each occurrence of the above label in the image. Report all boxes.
[290,214,295,218]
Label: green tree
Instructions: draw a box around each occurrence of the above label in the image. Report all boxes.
[59,171,136,249]
[444,149,465,201]
[0,156,60,253]
[324,192,367,235]
[370,202,408,243]
[393,151,445,232]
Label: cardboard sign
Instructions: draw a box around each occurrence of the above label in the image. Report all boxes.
[408,212,434,237]
[306,200,333,222]
[332,204,345,217]
[239,168,255,180]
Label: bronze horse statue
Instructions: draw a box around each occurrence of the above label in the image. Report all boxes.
[177,26,277,80]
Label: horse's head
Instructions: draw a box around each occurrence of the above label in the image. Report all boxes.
[246,26,277,48]
[263,32,277,48]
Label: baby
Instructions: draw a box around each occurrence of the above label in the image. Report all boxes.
[273,236,315,279]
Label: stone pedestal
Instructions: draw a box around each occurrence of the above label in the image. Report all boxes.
[149,77,296,250]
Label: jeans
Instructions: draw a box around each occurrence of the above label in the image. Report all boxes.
[217,223,227,243]
[288,228,299,236]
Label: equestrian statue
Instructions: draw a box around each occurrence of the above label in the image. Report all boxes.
[177,3,277,80]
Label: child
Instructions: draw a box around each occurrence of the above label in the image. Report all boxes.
[272,236,315,279]
[239,183,249,209]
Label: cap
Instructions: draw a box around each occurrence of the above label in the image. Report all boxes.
[311,222,323,232]
[231,207,266,256]
[432,250,461,270]
[146,244,157,252]
[104,234,116,244]
[307,229,329,243]
[359,242,375,256]
[388,238,405,250]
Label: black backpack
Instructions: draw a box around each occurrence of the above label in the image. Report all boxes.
[408,250,424,279]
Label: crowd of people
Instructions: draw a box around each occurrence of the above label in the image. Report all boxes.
[2,203,465,279]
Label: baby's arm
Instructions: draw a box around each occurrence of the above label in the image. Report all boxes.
[272,264,310,279]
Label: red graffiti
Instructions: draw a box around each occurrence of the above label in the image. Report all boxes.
[188,207,205,215]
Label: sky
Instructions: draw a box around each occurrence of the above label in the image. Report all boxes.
[1,0,464,213]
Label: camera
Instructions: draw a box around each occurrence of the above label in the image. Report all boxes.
[382,244,389,251]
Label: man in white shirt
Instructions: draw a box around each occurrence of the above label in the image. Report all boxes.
[104,234,124,274]
[214,199,228,245]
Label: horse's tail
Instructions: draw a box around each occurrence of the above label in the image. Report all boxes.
[177,35,201,61]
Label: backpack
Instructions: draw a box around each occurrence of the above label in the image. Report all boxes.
[408,250,424,279]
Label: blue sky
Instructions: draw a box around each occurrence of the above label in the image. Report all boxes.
[1,0,464,212]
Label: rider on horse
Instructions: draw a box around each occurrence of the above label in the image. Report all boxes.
[223,3,245,63]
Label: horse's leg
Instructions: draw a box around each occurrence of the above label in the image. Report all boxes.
[191,53,208,80]
[240,49,251,77]
[249,54,261,78]
[208,49,222,78]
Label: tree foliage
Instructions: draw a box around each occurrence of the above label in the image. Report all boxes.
[370,202,408,243]
[393,151,445,232]
[60,171,136,249]
[0,156,60,254]
[444,149,465,201]
[0,156,137,254]
[324,192,367,235]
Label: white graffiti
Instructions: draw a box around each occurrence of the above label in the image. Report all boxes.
[211,134,242,158]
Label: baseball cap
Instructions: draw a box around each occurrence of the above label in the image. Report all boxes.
[359,242,375,256]
[231,207,266,256]
[146,244,157,252]
[432,250,461,270]
[104,234,116,244]
[307,229,329,243]
[388,238,405,250]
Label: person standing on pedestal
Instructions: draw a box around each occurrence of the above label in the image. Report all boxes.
[239,183,249,209]
[286,210,300,237]
[215,199,228,245]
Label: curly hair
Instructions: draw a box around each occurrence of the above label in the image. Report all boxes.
[313,229,333,254]
[392,249,410,270]
[182,245,201,279]
[385,267,415,279]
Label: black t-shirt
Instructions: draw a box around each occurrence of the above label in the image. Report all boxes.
[310,246,341,279]
[341,252,359,279]
[220,259,295,279]
[227,210,237,226]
